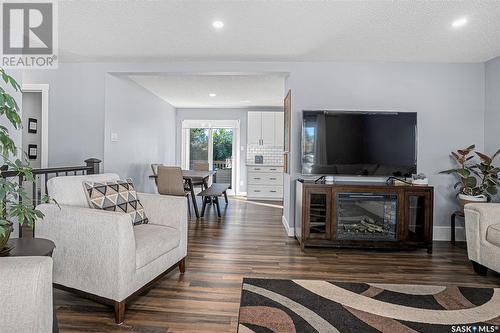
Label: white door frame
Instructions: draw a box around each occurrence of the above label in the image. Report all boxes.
[21,84,49,168]
[181,119,240,195]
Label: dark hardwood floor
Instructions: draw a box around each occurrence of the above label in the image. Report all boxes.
[55,197,500,332]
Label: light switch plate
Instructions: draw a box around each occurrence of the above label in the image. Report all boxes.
[111,132,119,142]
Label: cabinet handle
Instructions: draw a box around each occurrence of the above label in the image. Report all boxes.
[269,177,277,180]
[254,168,261,171]
[253,177,261,180]
[270,190,277,193]
[254,190,261,192]
[270,168,277,171]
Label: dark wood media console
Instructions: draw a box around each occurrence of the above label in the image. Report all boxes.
[295,180,434,252]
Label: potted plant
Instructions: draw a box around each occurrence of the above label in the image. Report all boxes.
[0,68,48,253]
[440,144,500,212]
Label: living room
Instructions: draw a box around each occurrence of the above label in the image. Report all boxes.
[1,1,500,332]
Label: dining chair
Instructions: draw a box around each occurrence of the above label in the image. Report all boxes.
[191,162,210,192]
[151,164,162,187]
[151,163,161,176]
[157,166,193,216]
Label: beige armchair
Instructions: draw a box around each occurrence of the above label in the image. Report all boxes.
[35,173,187,324]
[464,203,500,275]
[0,256,53,333]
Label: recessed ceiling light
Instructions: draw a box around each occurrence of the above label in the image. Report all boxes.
[451,17,468,29]
[212,20,224,29]
[209,93,217,97]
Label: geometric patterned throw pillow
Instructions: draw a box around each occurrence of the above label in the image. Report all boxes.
[83,178,148,226]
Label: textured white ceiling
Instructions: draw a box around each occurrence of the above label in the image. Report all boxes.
[129,74,285,108]
[59,0,500,63]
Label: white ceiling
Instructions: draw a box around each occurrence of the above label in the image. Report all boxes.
[59,0,500,63]
[129,74,285,108]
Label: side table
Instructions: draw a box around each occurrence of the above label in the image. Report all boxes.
[450,210,465,245]
[5,237,58,333]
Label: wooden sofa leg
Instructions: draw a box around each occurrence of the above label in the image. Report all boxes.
[472,261,488,276]
[114,300,126,324]
[179,257,186,274]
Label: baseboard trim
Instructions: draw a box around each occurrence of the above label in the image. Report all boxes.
[282,215,294,237]
[433,226,465,241]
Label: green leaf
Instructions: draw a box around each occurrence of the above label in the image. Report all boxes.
[457,169,471,178]
[486,186,498,195]
[466,144,476,150]
[439,169,460,174]
[465,176,477,187]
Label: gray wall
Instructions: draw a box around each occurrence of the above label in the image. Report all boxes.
[22,64,105,166]
[175,108,282,194]
[485,56,500,156]
[23,61,487,239]
[104,74,176,193]
[21,92,42,168]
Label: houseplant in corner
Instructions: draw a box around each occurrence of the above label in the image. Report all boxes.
[440,144,500,212]
[0,68,48,253]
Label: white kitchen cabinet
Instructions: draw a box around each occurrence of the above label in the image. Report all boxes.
[274,112,284,147]
[261,112,275,145]
[247,111,284,146]
[247,112,262,145]
[247,166,284,201]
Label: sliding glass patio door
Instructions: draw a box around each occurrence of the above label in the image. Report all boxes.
[181,120,240,195]
[189,128,210,171]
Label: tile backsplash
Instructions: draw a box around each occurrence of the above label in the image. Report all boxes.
[246,144,284,165]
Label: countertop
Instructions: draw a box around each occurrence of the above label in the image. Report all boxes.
[246,164,283,167]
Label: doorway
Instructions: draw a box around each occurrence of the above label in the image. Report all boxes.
[21,84,49,168]
[181,120,240,195]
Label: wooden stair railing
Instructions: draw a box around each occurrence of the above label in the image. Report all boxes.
[1,158,102,237]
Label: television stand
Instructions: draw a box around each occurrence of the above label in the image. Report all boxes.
[295,180,433,252]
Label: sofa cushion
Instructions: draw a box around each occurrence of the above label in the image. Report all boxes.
[47,173,120,207]
[134,224,180,269]
[486,223,500,247]
[83,178,148,226]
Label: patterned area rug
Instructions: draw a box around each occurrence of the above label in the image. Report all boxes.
[238,278,500,333]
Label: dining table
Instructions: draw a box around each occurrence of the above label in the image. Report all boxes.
[149,169,216,218]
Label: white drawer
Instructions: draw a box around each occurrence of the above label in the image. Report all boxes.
[247,166,283,173]
[247,172,283,185]
[247,185,283,199]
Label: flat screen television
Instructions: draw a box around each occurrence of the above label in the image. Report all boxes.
[302,111,417,176]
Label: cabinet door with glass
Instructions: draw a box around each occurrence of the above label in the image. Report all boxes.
[404,191,433,243]
[303,187,332,240]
